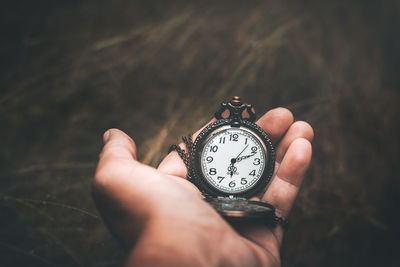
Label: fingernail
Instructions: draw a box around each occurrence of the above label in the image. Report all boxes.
[103,130,111,144]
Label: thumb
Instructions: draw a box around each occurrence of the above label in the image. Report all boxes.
[94,128,140,189]
[100,128,137,163]
[93,128,153,248]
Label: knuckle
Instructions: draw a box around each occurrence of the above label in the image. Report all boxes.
[93,165,111,188]
[273,107,294,123]
[93,159,122,188]
[94,157,133,187]
[291,138,312,164]
[102,144,125,158]
[112,128,136,146]
[291,121,314,141]
[108,137,136,154]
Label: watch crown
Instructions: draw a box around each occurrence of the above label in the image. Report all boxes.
[230,96,242,106]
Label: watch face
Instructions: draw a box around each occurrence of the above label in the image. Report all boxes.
[200,126,267,194]
[192,118,275,198]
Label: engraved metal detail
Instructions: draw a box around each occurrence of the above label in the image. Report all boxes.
[214,97,256,123]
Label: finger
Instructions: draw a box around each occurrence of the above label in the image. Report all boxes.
[157,118,216,178]
[239,138,311,246]
[99,128,137,164]
[275,121,314,163]
[94,128,162,216]
[93,129,156,248]
[94,128,139,187]
[255,107,294,145]
[262,138,312,217]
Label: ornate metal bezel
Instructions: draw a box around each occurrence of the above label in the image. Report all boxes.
[191,118,275,199]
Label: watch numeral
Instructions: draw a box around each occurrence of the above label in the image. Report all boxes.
[245,138,248,145]
[249,170,256,176]
[206,156,213,163]
[229,181,236,188]
[217,176,225,183]
[241,178,248,185]
[219,137,225,144]
[210,145,218,152]
[253,158,260,165]
[230,134,239,142]
[209,168,217,175]
[251,146,258,153]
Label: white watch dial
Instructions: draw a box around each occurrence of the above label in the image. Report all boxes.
[200,127,266,194]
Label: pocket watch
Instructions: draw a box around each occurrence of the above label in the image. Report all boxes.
[170,96,287,228]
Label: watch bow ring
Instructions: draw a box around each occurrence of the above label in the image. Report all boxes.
[169,96,288,229]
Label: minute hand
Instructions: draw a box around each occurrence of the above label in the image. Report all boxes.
[236,153,256,162]
[235,145,249,160]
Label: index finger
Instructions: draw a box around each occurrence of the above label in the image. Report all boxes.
[262,138,312,216]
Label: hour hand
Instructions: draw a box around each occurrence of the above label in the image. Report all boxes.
[236,154,256,162]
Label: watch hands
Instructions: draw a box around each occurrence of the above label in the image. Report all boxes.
[235,144,249,160]
[227,145,249,177]
[236,153,256,162]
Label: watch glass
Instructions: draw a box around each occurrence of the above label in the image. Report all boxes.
[200,126,267,194]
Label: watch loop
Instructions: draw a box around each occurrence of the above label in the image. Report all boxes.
[214,96,257,123]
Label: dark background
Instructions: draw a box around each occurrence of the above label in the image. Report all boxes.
[1,0,399,266]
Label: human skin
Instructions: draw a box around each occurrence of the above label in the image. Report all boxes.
[92,107,314,267]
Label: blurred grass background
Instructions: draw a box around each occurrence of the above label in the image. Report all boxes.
[0,0,399,266]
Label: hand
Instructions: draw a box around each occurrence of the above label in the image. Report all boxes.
[92,108,313,267]
[228,145,248,177]
[236,153,256,162]
[235,144,249,160]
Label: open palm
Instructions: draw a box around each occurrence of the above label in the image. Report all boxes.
[92,107,313,267]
